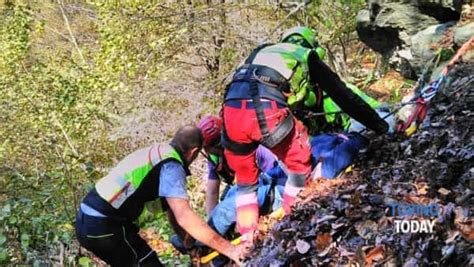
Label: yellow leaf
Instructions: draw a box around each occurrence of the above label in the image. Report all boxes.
[62,223,74,230]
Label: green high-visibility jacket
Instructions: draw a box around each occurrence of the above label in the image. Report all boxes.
[252,43,379,130]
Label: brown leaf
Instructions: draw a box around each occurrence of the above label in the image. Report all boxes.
[316,232,332,252]
[365,245,385,265]
[378,216,392,231]
[415,182,429,195]
[350,191,362,206]
[438,187,451,195]
[356,246,365,267]
[457,220,474,241]
[139,228,174,253]
[403,195,432,205]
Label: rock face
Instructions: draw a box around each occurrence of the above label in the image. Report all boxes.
[410,21,457,76]
[454,22,474,46]
[356,0,469,79]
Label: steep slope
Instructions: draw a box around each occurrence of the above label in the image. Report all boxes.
[247,60,473,266]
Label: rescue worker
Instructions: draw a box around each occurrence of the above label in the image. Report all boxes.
[172,132,369,266]
[75,125,243,266]
[295,82,383,134]
[221,26,389,246]
[210,132,369,240]
[169,115,277,262]
[197,115,277,216]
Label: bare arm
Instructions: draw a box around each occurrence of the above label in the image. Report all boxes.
[166,197,242,263]
[205,179,220,216]
[166,209,194,248]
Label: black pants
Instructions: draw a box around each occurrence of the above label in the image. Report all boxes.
[75,211,163,267]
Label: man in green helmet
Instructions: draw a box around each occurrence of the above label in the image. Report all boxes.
[221,26,389,248]
[280,26,388,133]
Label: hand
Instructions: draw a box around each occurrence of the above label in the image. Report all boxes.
[227,243,247,264]
[240,229,258,255]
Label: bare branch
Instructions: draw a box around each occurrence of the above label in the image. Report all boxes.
[57,0,86,65]
[260,1,311,43]
[52,114,79,157]
[176,60,204,67]
[53,145,74,221]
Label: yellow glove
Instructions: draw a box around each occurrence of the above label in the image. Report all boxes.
[405,123,418,137]
[269,207,285,220]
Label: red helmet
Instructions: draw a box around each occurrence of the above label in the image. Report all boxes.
[197,115,223,147]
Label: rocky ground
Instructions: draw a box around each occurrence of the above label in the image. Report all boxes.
[247,61,473,266]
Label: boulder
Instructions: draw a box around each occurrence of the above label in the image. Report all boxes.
[356,9,402,55]
[453,22,474,47]
[409,21,457,74]
[357,2,438,55]
[357,0,464,79]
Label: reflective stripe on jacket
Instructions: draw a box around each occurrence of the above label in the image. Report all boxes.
[83,144,185,222]
[249,43,312,106]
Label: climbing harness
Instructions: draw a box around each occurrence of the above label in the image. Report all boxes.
[221,43,295,154]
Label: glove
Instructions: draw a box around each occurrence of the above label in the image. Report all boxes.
[269,207,285,220]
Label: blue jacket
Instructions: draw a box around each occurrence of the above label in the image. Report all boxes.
[265,133,368,182]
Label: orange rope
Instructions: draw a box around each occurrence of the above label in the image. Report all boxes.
[441,37,474,76]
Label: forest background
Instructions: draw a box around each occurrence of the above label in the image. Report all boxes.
[0,0,411,265]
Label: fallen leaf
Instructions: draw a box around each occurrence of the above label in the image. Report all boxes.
[316,232,332,252]
[317,248,330,258]
[362,205,372,213]
[445,230,460,243]
[438,187,451,195]
[441,244,455,260]
[350,191,362,206]
[457,220,474,241]
[355,220,378,239]
[403,195,432,205]
[378,216,392,230]
[296,239,311,254]
[415,182,429,195]
[365,245,385,265]
[403,257,418,267]
[454,206,469,223]
[317,215,337,224]
[338,246,355,257]
[331,222,345,230]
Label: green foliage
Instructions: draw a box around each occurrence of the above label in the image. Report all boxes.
[136,207,191,265]
[78,256,92,267]
[0,2,116,264]
[389,79,416,104]
[305,0,365,42]
[0,5,31,75]
[436,47,455,62]
[0,1,374,265]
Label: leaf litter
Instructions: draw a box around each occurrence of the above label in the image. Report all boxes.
[246,61,473,266]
